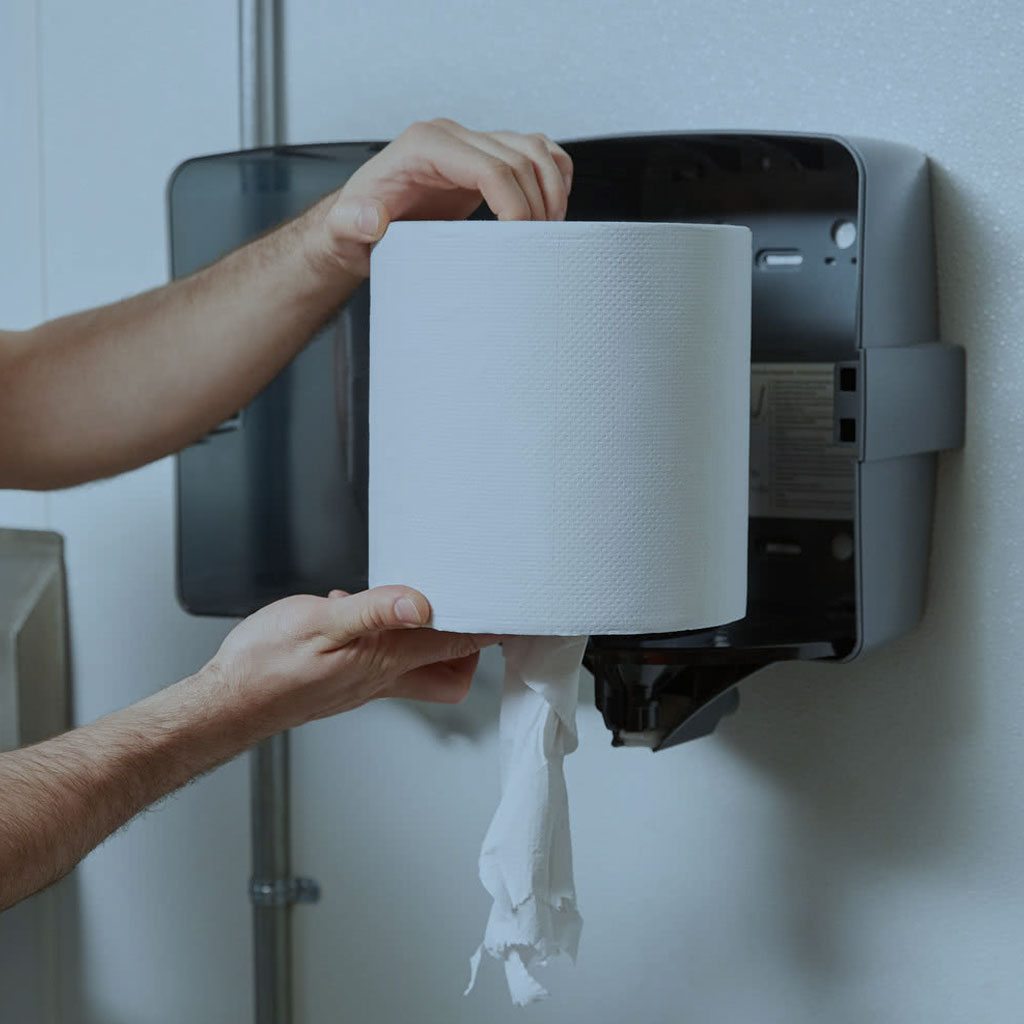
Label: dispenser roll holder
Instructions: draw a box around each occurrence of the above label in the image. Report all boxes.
[169,131,965,751]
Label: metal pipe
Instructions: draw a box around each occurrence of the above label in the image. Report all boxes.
[250,734,292,1024]
[239,0,284,149]
[238,5,300,1024]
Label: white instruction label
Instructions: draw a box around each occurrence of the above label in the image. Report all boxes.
[749,363,855,520]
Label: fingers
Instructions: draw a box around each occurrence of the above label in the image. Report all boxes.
[317,585,431,646]
[388,651,482,703]
[315,587,499,677]
[542,137,573,196]
[429,120,550,220]
[377,627,499,673]
[434,119,572,221]
[397,122,532,221]
[490,130,572,220]
[395,119,572,222]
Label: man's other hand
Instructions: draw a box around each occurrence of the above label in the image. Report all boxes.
[206,585,498,733]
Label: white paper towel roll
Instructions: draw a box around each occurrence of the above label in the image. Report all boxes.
[368,220,751,635]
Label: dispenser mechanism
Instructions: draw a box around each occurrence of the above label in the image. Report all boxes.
[169,133,965,750]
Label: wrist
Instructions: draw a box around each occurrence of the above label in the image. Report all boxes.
[183,661,283,747]
[136,663,275,763]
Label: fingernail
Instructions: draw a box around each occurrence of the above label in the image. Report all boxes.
[356,204,380,238]
[394,596,424,625]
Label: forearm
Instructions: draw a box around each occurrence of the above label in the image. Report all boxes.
[0,195,357,489]
[0,665,269,911]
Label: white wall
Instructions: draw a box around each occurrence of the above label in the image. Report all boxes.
[0,2,251,1021]
[282,1,1024,1022]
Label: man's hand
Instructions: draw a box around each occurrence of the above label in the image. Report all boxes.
[0,584,497,911]
[307,118,574,278]
[207,585,497,730]
[0,117,571,489]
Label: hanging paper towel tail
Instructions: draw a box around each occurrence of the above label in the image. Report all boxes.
[465,635,588,1006]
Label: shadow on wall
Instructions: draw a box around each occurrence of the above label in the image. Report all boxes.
[716,161,983,980]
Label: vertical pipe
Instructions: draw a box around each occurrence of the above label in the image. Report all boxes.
[239,0,284,149]
[239,4,291,1024]
[250,734,292,1024]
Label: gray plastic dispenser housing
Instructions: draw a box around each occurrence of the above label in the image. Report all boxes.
[169,132,965,750]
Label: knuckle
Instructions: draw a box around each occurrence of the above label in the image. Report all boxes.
[356,604,388,635]
[481,163,531,219]
[527,133,553,155]
[403,120,438,144]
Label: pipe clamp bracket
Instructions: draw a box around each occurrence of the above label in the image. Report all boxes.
[249,877,321,907]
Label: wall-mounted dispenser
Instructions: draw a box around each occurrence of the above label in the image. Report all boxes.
[169,132,964,750]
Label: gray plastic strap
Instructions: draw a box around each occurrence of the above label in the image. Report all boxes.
[835,343,965,462]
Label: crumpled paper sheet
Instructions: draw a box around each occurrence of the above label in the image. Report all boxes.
[465,635,587,1005]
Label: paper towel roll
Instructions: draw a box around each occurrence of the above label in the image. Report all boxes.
[369,220,751,635]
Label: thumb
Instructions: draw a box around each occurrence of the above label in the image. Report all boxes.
[324,195,390,245]
[318,585,430,646]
